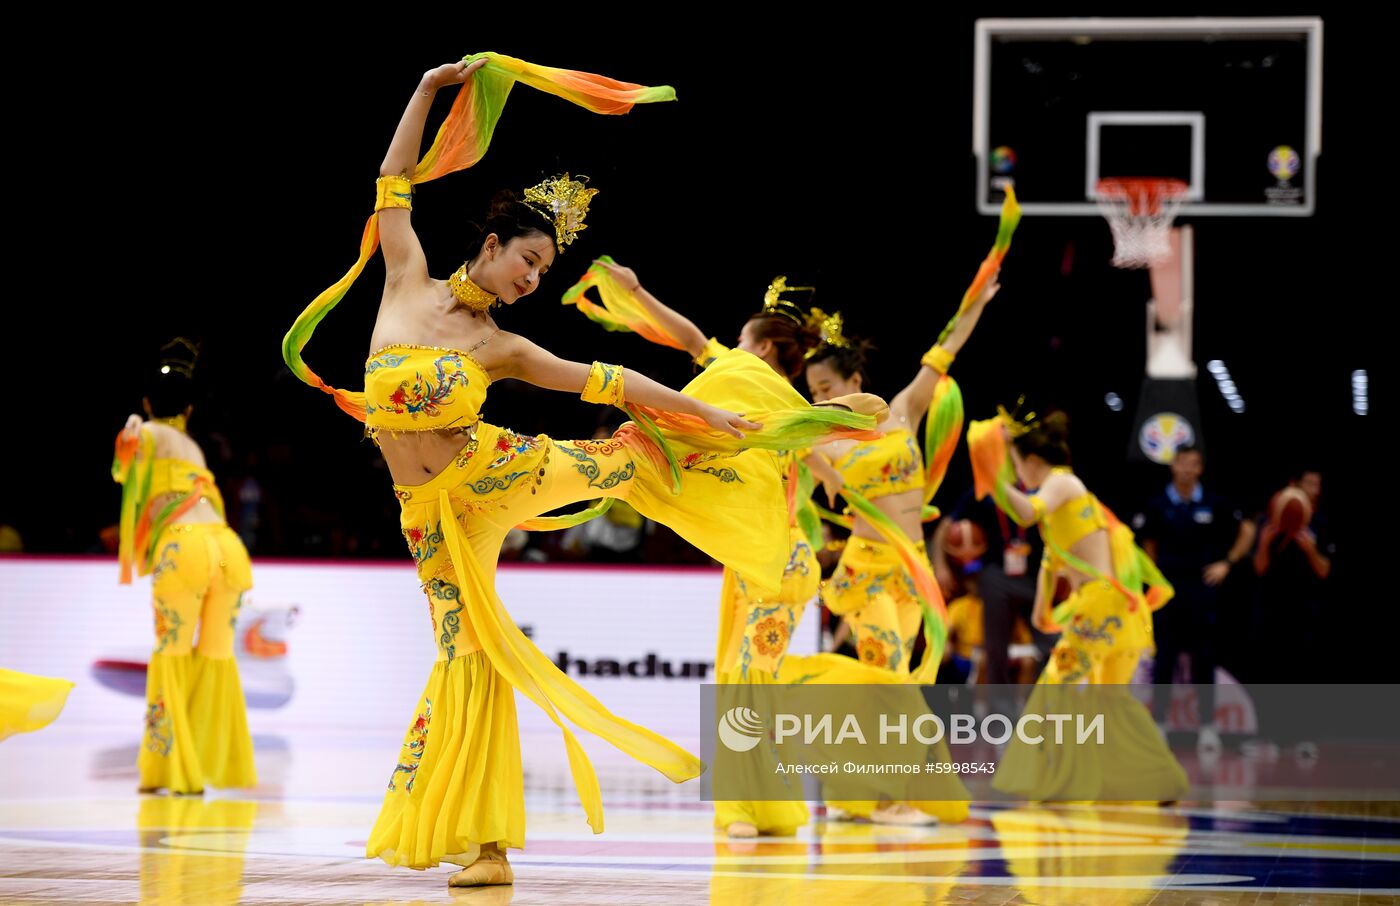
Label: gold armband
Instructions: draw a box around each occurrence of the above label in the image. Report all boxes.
[581,362,625,405]
[921,345,954,375]
[375,175,414,212]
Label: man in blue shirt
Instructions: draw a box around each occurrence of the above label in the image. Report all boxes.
[1135,446,1256,754]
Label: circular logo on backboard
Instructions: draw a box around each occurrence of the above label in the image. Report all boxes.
[1139,413,1195,464]
[1268,146,1301,181]
[991,146,1017,174]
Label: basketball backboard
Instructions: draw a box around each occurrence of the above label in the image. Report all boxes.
[974,18,1322,217]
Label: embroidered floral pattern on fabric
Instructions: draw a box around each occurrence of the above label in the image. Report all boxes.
[388,698,432,792]
[838,434,922,495]
[830,564,890,600]
[153,602,183,653]
[152,543,180,581]
[1070,614,1123,645]
[874,449,921,492]
[365,353,410,375]
[144,697,173,757]
[428,578,465,660]
[561,442,635,491]
[572,439,625,456]
[857,632,897,670]
[680,450,745,483]
[488,431,542,470]
[404,521,444,565]
[384,354,470,419]
[1052,645,1092,684]
[737,602,796,680]
[467,471,530,495]
[784,542,813,577]
[752,614,791,658]
[455,429,481,469]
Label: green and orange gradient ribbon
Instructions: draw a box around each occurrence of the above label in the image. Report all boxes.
[920,186,1022,519]
[282,53,677,419]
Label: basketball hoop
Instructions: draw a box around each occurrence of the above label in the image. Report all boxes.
[1095,178,1189,269]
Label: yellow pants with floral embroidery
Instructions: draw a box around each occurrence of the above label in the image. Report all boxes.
[1043,579,1155,684]
[141,522,255,793]
[368,421,791,869]
[712,524,820,835]
[818,536,968,822]
[822,537,926,676]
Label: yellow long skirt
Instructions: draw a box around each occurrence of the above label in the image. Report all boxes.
[816,535,969,822]
[712,523,820,835]
[993,580,1188,802]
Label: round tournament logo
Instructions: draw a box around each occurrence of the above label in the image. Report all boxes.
[991,146,1017,174]
[717,707,766,753]
[1139,413,1195,464]
[1268,146,1301,181]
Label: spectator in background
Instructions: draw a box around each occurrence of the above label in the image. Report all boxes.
[932,488,1049,686]
[940,571,1039,684]
[1135,446,1254,755]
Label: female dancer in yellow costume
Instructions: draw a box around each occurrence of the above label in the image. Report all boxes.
[282,57,881,887]
[800,279,1000,825]
[111,339,256,795]
[968,411,1188,801]
[574,260,855,838]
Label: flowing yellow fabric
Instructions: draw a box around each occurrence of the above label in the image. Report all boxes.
[993,642,1189,802]
[712,542,818,835]
[0,669,73,741]
[367,387,811,865]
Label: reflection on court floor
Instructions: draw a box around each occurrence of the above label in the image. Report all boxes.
[0,725,1395,905]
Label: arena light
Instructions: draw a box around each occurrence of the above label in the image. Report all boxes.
[1353,369,1369,416]
[1209,360,1244,413]
[1105,392,1124,412]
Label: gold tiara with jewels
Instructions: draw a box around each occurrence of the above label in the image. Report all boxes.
[760,275,817,325]
[996,398,1039,438]
[523,173,597,252]
[804,307,850,358]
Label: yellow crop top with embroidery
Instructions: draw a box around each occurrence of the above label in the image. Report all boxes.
[831,428,924,500]
[364,345,491,435]
[1038,468,1108,552]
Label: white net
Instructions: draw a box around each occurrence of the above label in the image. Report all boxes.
[1095,179,1188,269]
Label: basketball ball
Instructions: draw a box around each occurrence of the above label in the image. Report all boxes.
[1270,487,1312,537]
[943,519,988,564]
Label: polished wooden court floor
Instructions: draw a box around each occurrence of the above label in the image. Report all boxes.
[1,724,1396,905]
